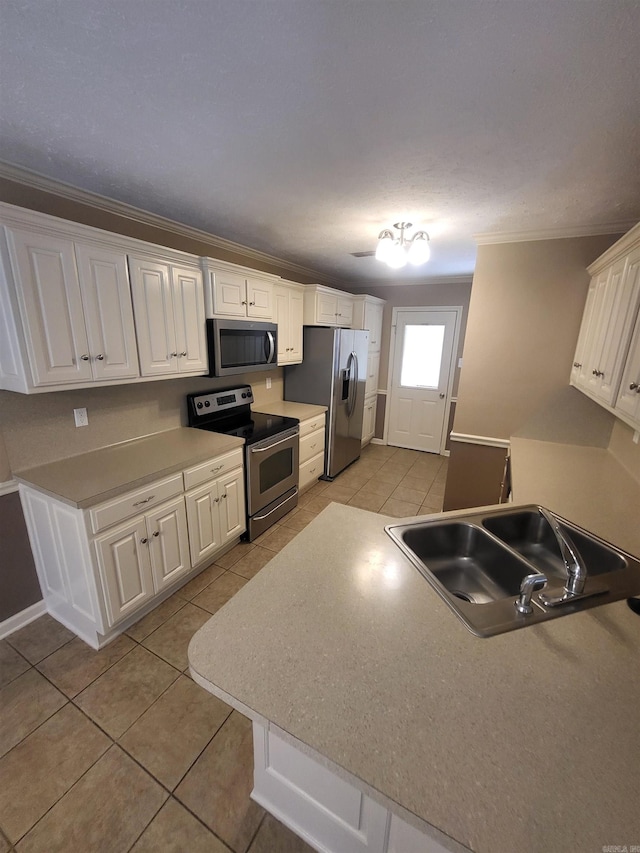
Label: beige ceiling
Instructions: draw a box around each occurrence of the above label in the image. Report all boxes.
[1,0,639,283]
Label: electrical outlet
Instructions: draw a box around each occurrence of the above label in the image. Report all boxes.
[74,407,88,427]
[265,377,272,390]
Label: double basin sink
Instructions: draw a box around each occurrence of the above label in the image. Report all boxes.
[385,505,640,636]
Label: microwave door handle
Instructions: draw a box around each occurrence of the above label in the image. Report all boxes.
[265,331,275,364]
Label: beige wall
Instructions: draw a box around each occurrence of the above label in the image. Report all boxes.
[608,420,640,483]
[0,432,11,482]
[351,280,472,395]
[0,371,284,474]
[453,235,622,440]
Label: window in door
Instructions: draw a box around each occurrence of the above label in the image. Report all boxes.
[400,324,445,388]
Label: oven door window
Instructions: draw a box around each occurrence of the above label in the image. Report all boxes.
[259,447,294,494]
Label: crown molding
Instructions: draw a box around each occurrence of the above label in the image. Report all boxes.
[358,274,473,289]
[0,161,340,285]
[474,221,637,245]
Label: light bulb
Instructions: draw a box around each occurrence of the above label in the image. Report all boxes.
[385,241,407,269]
[375,230,395,263]
[407,232,431,266]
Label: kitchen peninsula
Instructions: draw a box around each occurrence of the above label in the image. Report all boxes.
[189,502,640,853]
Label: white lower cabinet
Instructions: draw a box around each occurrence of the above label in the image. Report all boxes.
[252,723,452,853]
[298,413,326,491]
[19,449,245,648]
[362,394,377,445]
[185,466,245,566]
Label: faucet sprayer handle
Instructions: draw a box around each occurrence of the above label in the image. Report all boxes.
[515,574,548,615]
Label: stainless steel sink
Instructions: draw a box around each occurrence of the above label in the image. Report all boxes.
[386,505,640,637]
[482,510,626,580]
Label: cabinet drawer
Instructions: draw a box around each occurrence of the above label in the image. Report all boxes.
[299,428,325,464]
[299,451,324,491]
[183,448,244,491]
[89,473,183,534]
[299,414,325,438]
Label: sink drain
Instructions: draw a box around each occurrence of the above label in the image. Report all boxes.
[451,590,474,603]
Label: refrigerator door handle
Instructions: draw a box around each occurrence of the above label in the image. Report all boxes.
[346,351,358,417]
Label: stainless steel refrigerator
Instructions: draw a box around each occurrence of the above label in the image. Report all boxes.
[284,326,369,480]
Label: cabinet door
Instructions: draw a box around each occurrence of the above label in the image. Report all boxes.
[615,314,640,424]
[147,497,190,591]
[336,296,353,327]
[288,288,304,362]
[246,277,273,319]
[362,395,377,443]
[211,269,247,316]
[74,243,140,381]
[95,517,154,626]
[129,257,177,375]
[171,266,207,374]
[273,285,291,362]
[365,351,380,398]
[595,250,640,405]
[316,292,338,325]
[185,481,223,567]
[7,227,93,385]
[218,468,246,544]
[571,279,598,389]
[364,302,384,351]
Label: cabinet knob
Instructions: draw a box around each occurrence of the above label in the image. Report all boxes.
[221,493,227,499]
[80,354,90,361]
[95,354,104,361]
[249,301,255,306]
[242,300,247,305]
[140,537,148,544]
[631,382,639,391]
[180,351,187,357]
[152,531,160,537]
[170,352,178,358]
[592,369,604,378]
[573,362,582,369]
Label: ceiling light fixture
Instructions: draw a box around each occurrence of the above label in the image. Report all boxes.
[375,222,431,269]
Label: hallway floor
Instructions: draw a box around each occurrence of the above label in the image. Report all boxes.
[0,445,447,853]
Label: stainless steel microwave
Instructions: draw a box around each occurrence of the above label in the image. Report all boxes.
[206,318,278,377]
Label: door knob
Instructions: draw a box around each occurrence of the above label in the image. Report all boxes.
[439,393,445,399]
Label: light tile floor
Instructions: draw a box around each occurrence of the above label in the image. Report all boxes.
[0,444,447,852]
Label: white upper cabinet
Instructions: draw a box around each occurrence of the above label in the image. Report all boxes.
[2,225,140,389]
[352,295,385,352]
[128,256,207,377]
[274,280,304,364]
[203,259,278,320]
[0,203,209,393]
[570,224,640,426]
[75,243,140,381]
[303,285,354,327]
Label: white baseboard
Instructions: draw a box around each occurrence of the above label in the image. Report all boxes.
[370,438,385,445]
[0,599,46,640]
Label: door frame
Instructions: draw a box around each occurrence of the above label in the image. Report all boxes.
[383,305,463,455]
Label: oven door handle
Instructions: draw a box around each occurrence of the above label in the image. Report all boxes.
[265,331,276,364]
[250,432,297,453]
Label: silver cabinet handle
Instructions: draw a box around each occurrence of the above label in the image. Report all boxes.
[95,354,104,361]
[133,495,155,507]
[592,369,604,378]
[80,354,90,361]
[210,465,223,474]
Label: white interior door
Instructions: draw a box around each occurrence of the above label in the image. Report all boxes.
[387,309,458,453]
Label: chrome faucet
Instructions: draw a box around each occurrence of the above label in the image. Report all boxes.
[538,507,587,596]
[515,573,548,614]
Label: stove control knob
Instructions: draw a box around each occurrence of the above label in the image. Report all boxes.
[196,402,203,409]
[241,392,247,398]
[247,390,252,398]
[204,400,210,407]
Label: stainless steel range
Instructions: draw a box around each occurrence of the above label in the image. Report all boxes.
[187,385,299,540]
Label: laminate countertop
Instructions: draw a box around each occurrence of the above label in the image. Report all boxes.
[189,502,640,853]
[254,400,327,421]
[14,427,244,508]
[510,436,640,558]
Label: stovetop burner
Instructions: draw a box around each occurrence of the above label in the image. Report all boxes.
[186,385,298,445]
